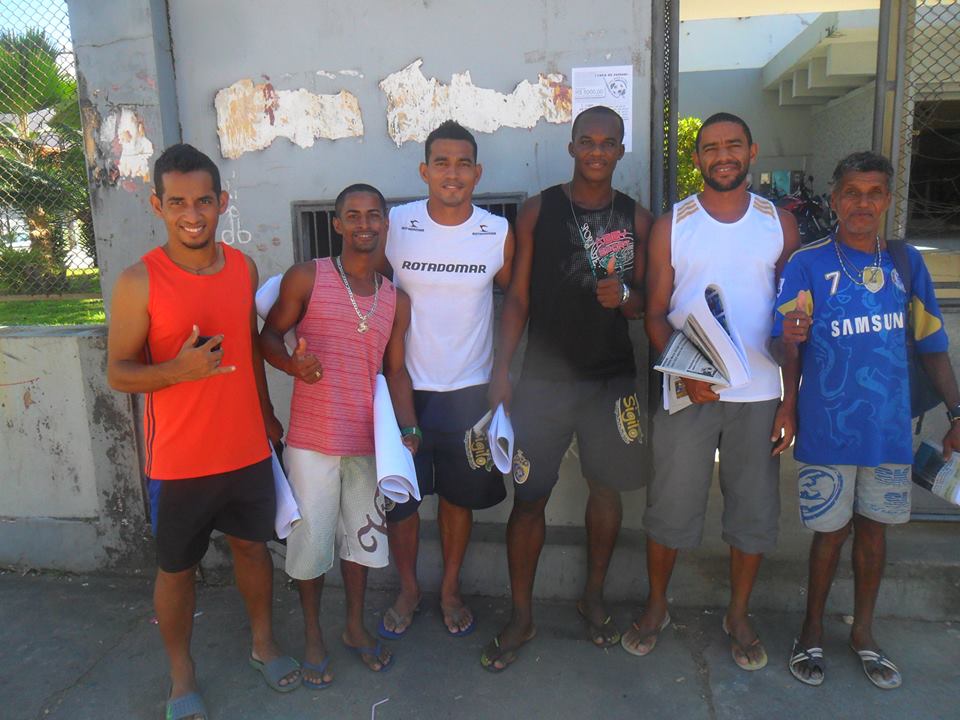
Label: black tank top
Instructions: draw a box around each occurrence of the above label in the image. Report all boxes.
[521,184,637,381]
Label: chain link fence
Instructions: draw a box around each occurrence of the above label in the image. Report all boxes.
[891,0,960,241]
[0,0,97,299]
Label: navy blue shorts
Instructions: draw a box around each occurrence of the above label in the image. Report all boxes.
[510,375,646,502]
[385,384,507,521]
[148,457,275,573]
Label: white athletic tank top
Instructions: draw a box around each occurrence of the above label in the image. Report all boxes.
[669,193,783,402]
[386,200,507,392]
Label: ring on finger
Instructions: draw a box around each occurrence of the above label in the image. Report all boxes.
[795,318,801,326]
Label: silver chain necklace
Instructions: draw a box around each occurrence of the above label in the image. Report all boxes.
[833,234,884,293]
[567,183,615,280]
[334,256,380,334]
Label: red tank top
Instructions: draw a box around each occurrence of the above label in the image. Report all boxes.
[142,244,269,479]
[286,258,396,456]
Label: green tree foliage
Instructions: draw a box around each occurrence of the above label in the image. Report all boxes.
[677,116,704,200]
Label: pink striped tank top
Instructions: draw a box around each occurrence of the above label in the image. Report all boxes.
[286,258,396,456]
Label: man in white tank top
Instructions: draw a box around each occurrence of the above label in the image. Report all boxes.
[379,121,515,640]
[622,114,800,671]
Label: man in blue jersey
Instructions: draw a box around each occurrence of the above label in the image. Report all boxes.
[774,151,960,690]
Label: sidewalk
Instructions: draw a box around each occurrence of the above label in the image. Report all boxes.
[2,571,957,720]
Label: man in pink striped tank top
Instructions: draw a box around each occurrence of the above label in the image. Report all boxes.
[260,185,417,686]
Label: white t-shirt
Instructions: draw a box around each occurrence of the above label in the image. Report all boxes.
[386,200,507,391]
[669,193,783,402]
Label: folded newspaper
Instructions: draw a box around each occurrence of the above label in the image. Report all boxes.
[912,440,960,507]
[655,285,751,414]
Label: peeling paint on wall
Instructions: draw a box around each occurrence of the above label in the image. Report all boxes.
[215,78,364,159]
[99,107,154,182]
[379,59,572,147]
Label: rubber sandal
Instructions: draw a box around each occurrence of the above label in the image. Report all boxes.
[343,639,394,673]
[479,627,537,673]
[377,603,419,640]
[621,612,671,657]
[851,646,902,690]
[576,601,621,648]
[301,657,332,690]
[441,604,476,637]
[248,655,302,693]
[722,616,768,671]
[788,638,825,686]
[166,691,207,720]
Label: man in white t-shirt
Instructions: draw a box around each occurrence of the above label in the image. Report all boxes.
[378,121,515,640]
[623,113,799,672]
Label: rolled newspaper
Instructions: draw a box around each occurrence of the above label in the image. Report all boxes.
[373,374,421,504]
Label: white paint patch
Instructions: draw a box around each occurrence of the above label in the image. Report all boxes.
[316,70,337,79]
[379,59,572,147]
[215,78,364,159]
[339,69,363,78]
[98,107,154,182]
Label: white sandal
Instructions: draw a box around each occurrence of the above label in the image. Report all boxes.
[788,638,825,686]
[851,646,902,690]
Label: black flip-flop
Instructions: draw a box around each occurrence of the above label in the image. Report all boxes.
[788,638,825,686]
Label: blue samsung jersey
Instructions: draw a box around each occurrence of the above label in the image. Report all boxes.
[772,238,947,466]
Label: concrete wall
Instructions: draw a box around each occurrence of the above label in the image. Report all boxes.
[808,82,875,196]
[678,68,813,178]
[0,326,152,572]
[165,0,653,281]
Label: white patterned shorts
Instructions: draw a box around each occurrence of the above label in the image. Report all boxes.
[797,463,912,532]
[284,448,388,580]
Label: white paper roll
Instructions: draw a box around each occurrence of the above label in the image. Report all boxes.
[373,374,420,504]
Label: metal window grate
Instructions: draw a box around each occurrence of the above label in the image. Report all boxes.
[293,193,524,262]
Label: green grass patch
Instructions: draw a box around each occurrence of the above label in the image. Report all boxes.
[0,297,105,326]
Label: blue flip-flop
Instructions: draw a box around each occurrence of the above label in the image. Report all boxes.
[301,657,332,690]
[166,691,207,720]
[377,604,419,640]
[248,655,302,693]
[343,639,394,673]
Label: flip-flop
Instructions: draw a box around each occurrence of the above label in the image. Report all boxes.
[441,604,476,637]
[576,601,621,648]
[301,657,332,690]
[850,646,902,690]
[722,617,768,671]
[377,603,419,640]
[248,655,302,693]
[788,638,825,686]
[479,627,537,673]
[166,691,207,720]
[343,639,394,673]
[621,612,671,657]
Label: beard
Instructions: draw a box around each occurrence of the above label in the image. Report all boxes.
[703,164,749,192]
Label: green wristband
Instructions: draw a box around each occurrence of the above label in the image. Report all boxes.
[400,425,422,440]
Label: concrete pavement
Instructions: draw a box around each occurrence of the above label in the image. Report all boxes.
[2,571,958,720]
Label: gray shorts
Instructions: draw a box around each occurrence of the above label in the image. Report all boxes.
[798,463,912,531]
[644,399,780,554]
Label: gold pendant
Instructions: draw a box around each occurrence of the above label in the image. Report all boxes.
[357,320,369,334]
[863,266,885,293]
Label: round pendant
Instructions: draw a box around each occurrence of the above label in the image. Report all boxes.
[863,266,885,293]
[357,320,369,334]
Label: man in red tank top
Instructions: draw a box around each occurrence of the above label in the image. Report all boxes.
[260,185,417,685]
[107,144,300,720]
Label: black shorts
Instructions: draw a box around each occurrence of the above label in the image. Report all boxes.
[510,375,645,502]
[386,384,507,521]
[148,457,275,573]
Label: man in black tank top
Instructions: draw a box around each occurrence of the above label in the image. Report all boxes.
[480,107,653,671]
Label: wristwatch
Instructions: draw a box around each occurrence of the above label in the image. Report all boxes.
[946,404,960,423]
[619,282,631,307]
[401,425,423,440]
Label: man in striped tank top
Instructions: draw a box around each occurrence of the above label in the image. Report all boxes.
[260,185,417,685]
[627,114,800,671]
[107,144,299,720]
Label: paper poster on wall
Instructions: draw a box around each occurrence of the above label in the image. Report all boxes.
[571,65,633,153]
